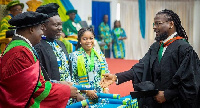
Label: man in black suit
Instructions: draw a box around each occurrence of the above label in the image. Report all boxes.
[34,3,84,103]
[100,9,200,108]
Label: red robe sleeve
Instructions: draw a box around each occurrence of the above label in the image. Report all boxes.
[0,46,71,108]
[1,46,36,78]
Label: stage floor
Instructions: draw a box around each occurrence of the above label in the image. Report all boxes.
[106,58,138,97]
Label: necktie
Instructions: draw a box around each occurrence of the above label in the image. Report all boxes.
[158,42,164,63]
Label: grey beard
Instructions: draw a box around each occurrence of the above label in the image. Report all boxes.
[155,32,169,42]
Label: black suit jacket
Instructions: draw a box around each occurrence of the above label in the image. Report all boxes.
[116,39,200,108]
[34,39,71,81]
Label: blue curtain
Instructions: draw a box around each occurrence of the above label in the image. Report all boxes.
[138,0,146,39]
[92,1,110,41]
[60,0,81,22]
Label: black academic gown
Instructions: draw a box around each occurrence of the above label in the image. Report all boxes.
[116,39,200,108]
[34,38,71,81]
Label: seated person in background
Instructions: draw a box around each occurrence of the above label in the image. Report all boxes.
[35,3,84,104]
[62,9,82,37]
[59,32,73,53]
[98,15,112,58]
[0,11,78,108]
[61,9,82,53]
[0,0,24,53]
[69,27,110,102]
[111,20,127,59]
[0,0,24,39]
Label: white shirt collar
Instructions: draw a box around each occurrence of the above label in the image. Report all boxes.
[163,32,177,43]
[15,33,33,47]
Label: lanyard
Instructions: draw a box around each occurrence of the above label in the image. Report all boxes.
[81,47,95,72]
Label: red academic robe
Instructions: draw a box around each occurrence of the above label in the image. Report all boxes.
[0,46,71,108]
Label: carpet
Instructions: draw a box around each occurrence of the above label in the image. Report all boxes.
[106,58,138,97]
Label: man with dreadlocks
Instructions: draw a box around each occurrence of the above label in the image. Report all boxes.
[100,9,200,108]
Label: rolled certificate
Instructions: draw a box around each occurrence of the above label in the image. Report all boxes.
[102,104,127,108]
[96,93,120,99]
[98,98,131,105]
[120,95,132,99]
[88,103,126,108]
[66,99,89,108]
[73,85,94,90]
[88,103,106,108]
[131,98,138,108]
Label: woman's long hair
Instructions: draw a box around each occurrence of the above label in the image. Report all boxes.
[76,27,95,50]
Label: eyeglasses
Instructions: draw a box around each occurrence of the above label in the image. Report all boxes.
[153,21,168,27]
[12,9,23,12]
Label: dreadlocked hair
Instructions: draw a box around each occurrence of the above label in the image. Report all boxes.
[157,9,188,41]
[76,27,95,50]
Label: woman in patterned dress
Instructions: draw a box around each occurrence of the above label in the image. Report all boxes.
[69,27,110,101]
[111,20,127,59]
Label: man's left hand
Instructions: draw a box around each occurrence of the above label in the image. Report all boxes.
[154,91,166,103]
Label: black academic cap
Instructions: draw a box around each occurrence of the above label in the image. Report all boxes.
[134,81,155,91]
[36,3,59,18]
[130,90,159,98]
[130,81,158,98]
[66,9,77,15]
[8,11,48,29]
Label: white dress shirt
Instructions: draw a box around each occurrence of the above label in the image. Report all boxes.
[162,32,177,56]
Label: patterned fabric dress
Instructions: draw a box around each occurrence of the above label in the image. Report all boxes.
[58,36,78,53]
[0,14,13,53]
[98,22,112,50]
[0,14,13,39]
[69,47,109,98]
[58,36,73,54]
[111,28,126,59]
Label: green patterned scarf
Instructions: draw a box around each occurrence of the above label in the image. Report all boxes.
[77,47,105,85]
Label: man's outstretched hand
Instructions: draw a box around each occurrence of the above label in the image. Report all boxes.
[100,73,117,88]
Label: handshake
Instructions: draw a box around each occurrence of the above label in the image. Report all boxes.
[99,73,117,88]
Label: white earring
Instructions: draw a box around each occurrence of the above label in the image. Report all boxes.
[80,43,81,44]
